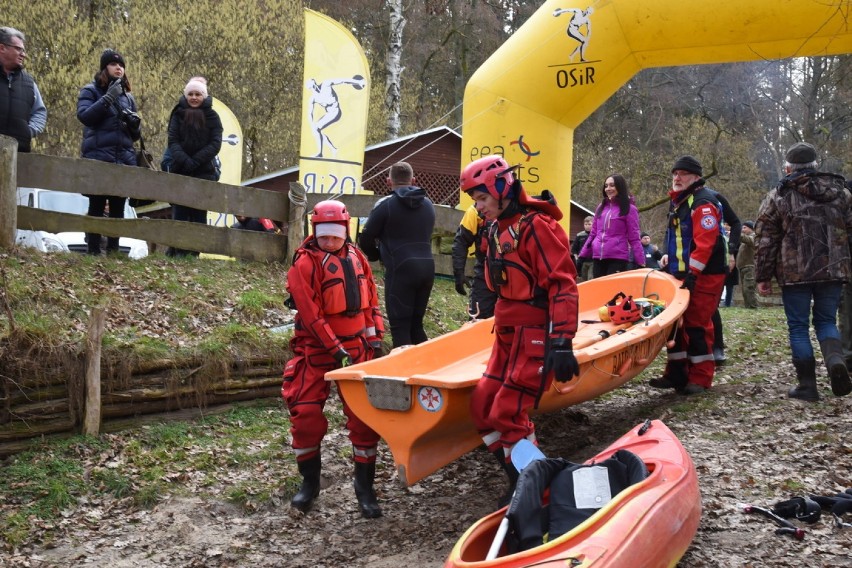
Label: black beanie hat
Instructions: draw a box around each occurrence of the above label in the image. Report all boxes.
[671,155,703,176]
[785,142,817,164]
[100,49,125,71]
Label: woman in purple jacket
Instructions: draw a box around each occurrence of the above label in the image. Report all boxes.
[578,174,645,278]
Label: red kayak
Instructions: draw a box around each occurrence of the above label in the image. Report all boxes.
[444,420,701,568]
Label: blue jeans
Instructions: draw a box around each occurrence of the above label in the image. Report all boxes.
[781,282,842,360]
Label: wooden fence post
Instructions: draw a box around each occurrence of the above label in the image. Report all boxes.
[0,135,18,249]
[287,182,307,265]
[83,307,106,436]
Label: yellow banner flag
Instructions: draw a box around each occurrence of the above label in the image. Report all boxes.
[207,96,244,230]
[299,8,370,195]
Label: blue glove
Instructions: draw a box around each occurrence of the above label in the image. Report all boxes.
[544,338,580,383]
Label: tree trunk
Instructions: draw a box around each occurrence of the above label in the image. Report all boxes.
[385,0,406,139]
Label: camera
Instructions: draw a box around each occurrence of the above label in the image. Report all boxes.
[120,108,141,131]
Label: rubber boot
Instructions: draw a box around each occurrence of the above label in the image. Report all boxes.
[353,461,382,519]
[789,358,819,402]
[86,232,102,255]
[820,338,852,396]
[493,449,519,509]
[106,236,120,255]
[290,455,321,513]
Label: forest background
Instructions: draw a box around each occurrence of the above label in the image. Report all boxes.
[3,0,851,234]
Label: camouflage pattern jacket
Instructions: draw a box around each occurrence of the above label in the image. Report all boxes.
[755,169,852,286]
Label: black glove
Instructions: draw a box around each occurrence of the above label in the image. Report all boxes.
[544,338,580,383]
[102,79,123,105]
[680,272,697,292]
[454,272,468,295]
[332,348,351,367]
[368,338,385,358]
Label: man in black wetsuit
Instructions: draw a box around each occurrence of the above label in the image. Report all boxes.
[358,162,436,347]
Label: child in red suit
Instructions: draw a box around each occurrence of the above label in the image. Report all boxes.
[282,200,385,518]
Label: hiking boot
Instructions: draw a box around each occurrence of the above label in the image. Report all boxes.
[789,358,819,402]
[713,347,727,365]
[819,338,851,397]
[681,383,706,395]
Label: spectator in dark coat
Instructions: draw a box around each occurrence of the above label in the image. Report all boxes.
[76,49,140,255]
[165,77,223,257]
[358,162,436,347]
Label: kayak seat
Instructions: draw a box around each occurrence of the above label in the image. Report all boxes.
[507,449,650,553]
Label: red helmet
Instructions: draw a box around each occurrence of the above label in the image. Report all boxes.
[310,200,350,235]
[608,294,642,325]
[460,155,516,200]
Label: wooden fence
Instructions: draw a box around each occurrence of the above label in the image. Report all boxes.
[0,135,465,454]
[0,135,464,269]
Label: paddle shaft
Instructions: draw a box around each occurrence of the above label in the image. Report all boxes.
[573,322,633,350]
[486,518,510,560]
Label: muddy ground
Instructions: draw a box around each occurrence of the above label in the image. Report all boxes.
[4,307,852,567]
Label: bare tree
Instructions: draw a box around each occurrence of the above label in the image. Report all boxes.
[385,0,405,138]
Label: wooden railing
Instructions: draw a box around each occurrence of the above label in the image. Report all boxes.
[0,135,464,269]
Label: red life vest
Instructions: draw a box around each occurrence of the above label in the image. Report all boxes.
[485,212,547,307]
[292,240,375,338]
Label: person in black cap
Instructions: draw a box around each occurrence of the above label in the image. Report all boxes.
[737,220,757,308]
[653,155,727,395]
[76,48,141,255]
[640,231,662,270]
[756,142,852,401]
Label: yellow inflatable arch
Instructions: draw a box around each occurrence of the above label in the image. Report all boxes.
[461,0,852,227]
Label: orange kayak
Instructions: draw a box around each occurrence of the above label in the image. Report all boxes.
[444,420,701,568]
[326,269,689,486]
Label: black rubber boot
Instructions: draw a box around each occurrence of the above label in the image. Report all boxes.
[86,232,102,255]
[789,358,819,402]
[290,455,321,513]
[493,449,519,509]
[353,461,382,519]
[820,338,852,396]
[106,236,120,254]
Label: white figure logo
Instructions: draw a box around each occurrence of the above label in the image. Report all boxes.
[305,75,367,158]
[553,6,594,63]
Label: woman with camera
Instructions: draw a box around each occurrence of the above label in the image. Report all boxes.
[163,76,223,257]
[76,49,141,256]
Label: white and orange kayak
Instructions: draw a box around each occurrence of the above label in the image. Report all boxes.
[326,270,689,487]
[444,419,701,568]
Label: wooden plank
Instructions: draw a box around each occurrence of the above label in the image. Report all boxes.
[83,307,105,435]
[0,135,17,248]
[16,207,288,262]
[16,153,288,221]
[304,192,463,233]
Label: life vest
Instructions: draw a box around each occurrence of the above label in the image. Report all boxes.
[291,240,375,338]
[485,211,547,307]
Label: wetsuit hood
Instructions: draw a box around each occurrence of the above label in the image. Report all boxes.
[393,185,428,208]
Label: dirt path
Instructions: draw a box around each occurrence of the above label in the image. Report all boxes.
[6,309,852,567]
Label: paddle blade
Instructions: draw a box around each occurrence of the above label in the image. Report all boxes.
[511,439,546,473]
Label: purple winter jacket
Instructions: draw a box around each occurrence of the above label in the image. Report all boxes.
[578,197,645,266]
